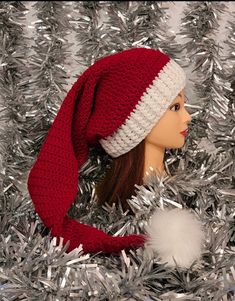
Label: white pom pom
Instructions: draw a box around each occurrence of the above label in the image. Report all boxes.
[145,208,205,268]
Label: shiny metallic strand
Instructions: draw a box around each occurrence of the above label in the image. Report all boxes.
[69,1,109,67]
[179,1,234,162]
[102,1,184,60]
[0,0,33,201]
[1,1,235,301]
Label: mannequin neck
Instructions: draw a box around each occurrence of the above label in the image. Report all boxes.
[143,141,166,180]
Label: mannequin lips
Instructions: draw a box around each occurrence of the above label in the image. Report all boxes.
[180,129,188,137]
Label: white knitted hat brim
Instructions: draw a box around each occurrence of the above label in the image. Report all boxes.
[99,59,186,158]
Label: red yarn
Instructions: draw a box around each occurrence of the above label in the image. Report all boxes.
[27,47,170,253]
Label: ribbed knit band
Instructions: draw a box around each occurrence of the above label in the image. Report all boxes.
[99,58,186,158]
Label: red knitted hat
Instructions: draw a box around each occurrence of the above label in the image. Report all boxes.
[27,47,186,254]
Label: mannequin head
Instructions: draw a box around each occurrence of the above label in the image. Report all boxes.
[143,89,192,177]
[145,89,191,149]
[95,89,192,211]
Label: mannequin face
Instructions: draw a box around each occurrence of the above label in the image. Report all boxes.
[145,89,192,149]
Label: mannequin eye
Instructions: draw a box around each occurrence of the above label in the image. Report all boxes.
[170,103,181,112]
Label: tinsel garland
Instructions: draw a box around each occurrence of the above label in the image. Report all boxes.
[179,1,233,146]
[1,152,235,300]
[0,1,235,301]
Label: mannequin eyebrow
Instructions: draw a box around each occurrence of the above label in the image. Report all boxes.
[178,92,187,103]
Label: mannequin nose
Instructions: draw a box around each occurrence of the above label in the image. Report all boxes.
[182,106,192,125]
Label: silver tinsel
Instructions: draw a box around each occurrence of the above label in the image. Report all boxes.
[1,1,235,301]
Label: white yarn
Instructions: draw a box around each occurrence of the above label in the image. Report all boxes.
[100,59,186,158]
[145,208,205,268]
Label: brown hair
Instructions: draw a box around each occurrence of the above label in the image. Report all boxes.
[95,139,146,212]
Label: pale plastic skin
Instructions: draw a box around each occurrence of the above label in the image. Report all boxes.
[143,89,192,178]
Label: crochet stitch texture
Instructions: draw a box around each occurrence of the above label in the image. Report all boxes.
[27,47,186,253]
